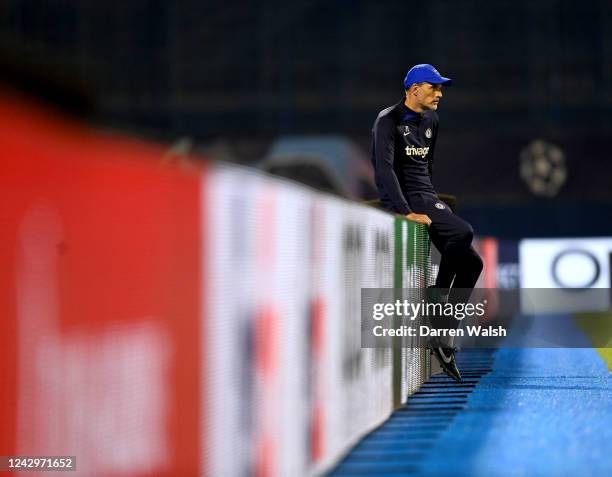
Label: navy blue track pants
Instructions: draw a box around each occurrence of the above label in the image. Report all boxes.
[407,192,483,305]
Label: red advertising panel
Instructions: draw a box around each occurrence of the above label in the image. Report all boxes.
[0,94,204,476]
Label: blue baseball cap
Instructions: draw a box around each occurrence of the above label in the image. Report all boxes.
[403,64,452,89]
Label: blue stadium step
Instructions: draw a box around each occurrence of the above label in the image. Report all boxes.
[329,346,612,476]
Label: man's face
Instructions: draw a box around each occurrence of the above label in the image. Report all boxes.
[411,82,443,111]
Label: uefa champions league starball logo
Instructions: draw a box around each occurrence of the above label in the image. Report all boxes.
[519,140,567,197]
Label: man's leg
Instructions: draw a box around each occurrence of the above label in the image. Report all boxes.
[407,192,482,296]
[408,193,483,382]
[429,240,482,383]
[406,193,484,302]
[447,245,483,305]
[433,227,480,284]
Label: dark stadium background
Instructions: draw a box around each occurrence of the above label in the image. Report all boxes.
[2,0,611,237]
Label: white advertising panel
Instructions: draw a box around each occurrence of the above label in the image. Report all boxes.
[519,238,612,313]
[203,164,431,477]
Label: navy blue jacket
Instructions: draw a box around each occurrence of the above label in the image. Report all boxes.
[371,99,439,214]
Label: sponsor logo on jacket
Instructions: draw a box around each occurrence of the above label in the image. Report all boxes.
[405,145,430,157]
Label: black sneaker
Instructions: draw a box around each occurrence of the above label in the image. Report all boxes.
[430,344,463,383]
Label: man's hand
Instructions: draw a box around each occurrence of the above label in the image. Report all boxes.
[406,212,432,226]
